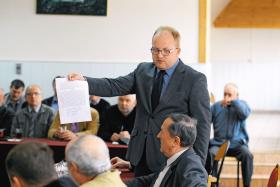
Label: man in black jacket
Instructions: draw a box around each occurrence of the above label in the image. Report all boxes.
[0,88,14,136]
[98,94,136,143]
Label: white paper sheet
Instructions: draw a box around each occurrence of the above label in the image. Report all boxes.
[55,78,91,124]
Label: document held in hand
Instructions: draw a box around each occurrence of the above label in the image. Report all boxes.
[56,78,92,124]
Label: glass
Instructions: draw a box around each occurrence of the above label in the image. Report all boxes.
[15,128,23,139]
[150,47,177,56]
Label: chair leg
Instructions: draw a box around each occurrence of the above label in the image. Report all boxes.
[237,160,240,187]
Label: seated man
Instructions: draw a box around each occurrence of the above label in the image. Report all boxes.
[4,79,25,113]
[98,94,136,143]
[89,95,110,126]
[206,83,253,187]
[65,134,126,187]
[48,108,100,141]
[11,84,54,138]
[0,87,15,136]
[112,113,208,187]
[5,141,77,187]
[42,75,64,113]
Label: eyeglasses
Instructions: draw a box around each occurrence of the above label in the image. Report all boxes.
[26,92,41,96]
[150,47,178,56]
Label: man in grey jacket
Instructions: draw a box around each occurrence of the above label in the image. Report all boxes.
[11,84,54,138]
[68,26,211,176]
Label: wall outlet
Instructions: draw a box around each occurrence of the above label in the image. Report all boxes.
[16,63,22,75]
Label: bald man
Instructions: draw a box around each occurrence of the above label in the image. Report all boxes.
[11,85,54,138]
[65,135,126,187]
[98,95,136,143]
[206,83,253,187]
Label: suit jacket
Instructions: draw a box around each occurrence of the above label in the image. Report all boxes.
[0,106,15,135]
[86,60,211,171]
[48,108,100,139]
[11,104,54,138]
[98,104,136,141]
[127,148,208,187]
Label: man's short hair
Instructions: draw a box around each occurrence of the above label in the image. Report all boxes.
[66,135,111,177]
[153,26,181,47]
[10,79,25,89]
[5,142,57,186]
[168,113,197,147]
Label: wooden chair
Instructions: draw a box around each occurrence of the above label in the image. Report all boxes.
[208,141,230,187]
[267,164,279,187]
[225,156,241,187]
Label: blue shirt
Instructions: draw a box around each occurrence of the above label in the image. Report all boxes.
[155,60,179,97]
[210,99,251,149]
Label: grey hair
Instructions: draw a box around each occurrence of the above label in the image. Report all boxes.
[225,82,239,92]
[66,135,111,177]
[153,26,181,47]
[168,113,197,147]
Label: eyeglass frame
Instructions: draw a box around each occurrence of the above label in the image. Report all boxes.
[150,47,178,56]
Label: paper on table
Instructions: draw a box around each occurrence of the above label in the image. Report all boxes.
[55,78,92,124]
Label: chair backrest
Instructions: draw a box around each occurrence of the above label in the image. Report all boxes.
[214,141,230,161]
[267,164,279,187]
[209,140,230,186]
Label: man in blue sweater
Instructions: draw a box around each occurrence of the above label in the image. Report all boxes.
[207,83,253,187]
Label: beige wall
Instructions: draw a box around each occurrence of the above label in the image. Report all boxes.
[0,0,199,63]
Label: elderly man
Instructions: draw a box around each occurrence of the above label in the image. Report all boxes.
[206,83,253,187]
[112,113,208,187]
[5,141,77,187]
[4,79,25,113]
[98,94,136,143]
[0,88,15,136]
[11,84,54,138]
[65,135,126,187]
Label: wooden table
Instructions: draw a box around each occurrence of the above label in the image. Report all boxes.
[0,138,128,187]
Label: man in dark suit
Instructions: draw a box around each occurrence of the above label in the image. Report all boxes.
[112,114,208,187]
[68,26,211,176]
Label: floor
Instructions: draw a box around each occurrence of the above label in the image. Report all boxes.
[247,111,280,153]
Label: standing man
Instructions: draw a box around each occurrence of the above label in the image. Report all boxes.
[68,26,211,176]
[4,79,25,113]
[207,83,253,187]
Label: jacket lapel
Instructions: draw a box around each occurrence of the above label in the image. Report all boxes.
[154,60,186,113]
[142,65,155,112]
[159,148,193,187]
